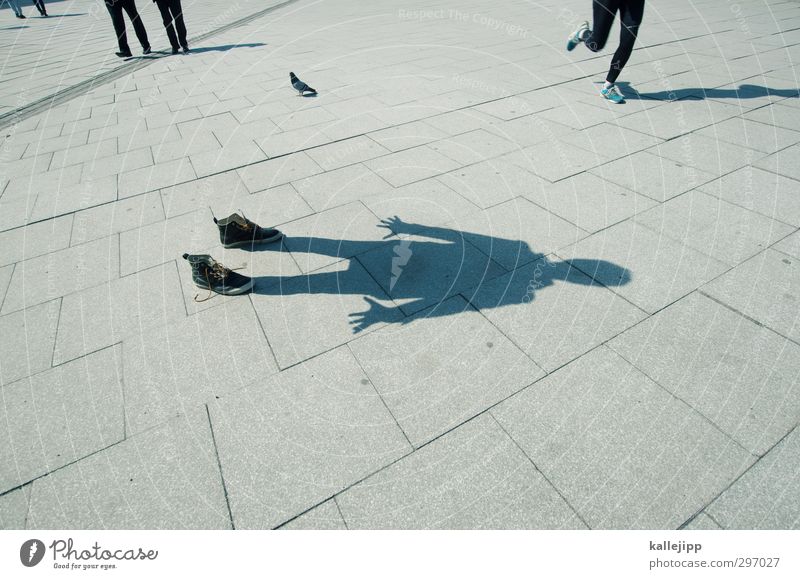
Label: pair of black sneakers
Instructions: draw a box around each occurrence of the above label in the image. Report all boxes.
[183,213,282,299]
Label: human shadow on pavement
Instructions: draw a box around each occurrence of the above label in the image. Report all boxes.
[617,81,800,101]
[252,216,632,334]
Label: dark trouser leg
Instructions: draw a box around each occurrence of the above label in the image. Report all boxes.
[155,0,179,49]
[169,0,188,48]
[121,0,150,51]
[585,0,620,52]
[33,0,46,15]
[106,2,131,54]
[606,0,645,83]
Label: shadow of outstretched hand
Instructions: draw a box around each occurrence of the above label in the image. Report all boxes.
[349,296,402,333]
[378,215,415,238]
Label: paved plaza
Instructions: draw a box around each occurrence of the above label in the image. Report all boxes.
[0,0,799,530]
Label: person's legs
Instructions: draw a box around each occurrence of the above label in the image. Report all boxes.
[605,0,645,83]
[585,0,621,52]
[106,1,131,54]
[7,0,24,17]
[168,0,188,49]
[121,0,150,52]
[32,0,45,15]
[155,0,179,50]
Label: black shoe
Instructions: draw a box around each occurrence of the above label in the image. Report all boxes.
[182,46,190,54]
[183,253,253,299]
[172,46,180,55]
[143,46,152,55]
[214,213,283,248]
[116,51,133,58]
[16,13,26,18]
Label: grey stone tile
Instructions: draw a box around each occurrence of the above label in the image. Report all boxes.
[590,150,716,203]
[364,145,461,187]
[369,120,447,152]
[683,513,723,530]
[651,134,764,177]
[159,171,249,219]
[468,258,645,371]
[515,140,608,183]
[208,346,411,529]
[558,220,729,314]
[81,147,153,182]
[0,346,125,494]
[292,163,393,212]
[237,152,323,193]
[707,426,800,529]
[744,103,800,129]
[337,414,585,529]
[537,102,620,130]
[122,299,276,435]
[30,175,118,222]
[0,300,59,386]
[0,215,73,268]
[119,208,218,276]
[773,231,800,260]
[0,485,30,530]
[53,262,186,365]
[0,264,13,310]
[27,414,231,529]
[610,292,800,455]
[70,192,165,245]
[350,295,544,446]
[492,346,755,529]
[695,117,800,155]
[617,99,743,140]
[699,166,800,227]
[635,190,794,266]
[437,157,545,210]
[703,249,800,342]
[306,136,390,172]
[526,172,657,234]
[250,258,400,368]
[367,178,480,230]
[282,202,386,273]
[563,123,663,161]
[280,500,347,530]
[118,157,197,199]
[428,129,518,166]
[754,144,800,183]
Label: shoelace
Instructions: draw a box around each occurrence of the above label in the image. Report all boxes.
[194,261,246,303]
[605,85,623,99]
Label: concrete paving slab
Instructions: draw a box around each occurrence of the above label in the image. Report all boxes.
[0,485,30,530]
[27,414,231,529]
[208,346,411,529]
[350,296,544,447]
[238,152,324,193]
[610,292,800,455]
[71,192,165,246]
[558,219,729,314]
[292,163,393,212]
[683,513,723,530]
[492,346,755,529]
[754,144,800,183]
[122,299,277,435]
[280,499,347,530]
[695,117,800,155]
[337,414,585,529]
[634,190,794,267]
[0,215,73,268]
[707,426,800,529]
[773,231,800,260]
[703,249,800,343]
[159,171,250,219]
[437,157,545,210]
[0,346,125,494]
[364,144,461,187]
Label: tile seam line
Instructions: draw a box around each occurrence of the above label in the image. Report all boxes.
[0,0,305,131]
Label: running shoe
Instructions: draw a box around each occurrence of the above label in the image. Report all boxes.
[600,84,625,104]
[567,21,590,51]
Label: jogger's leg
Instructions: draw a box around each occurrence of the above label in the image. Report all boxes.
[605,0,645,83]
[585,0,620,52]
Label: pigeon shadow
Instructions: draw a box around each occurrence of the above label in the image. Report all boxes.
[187,43,266,54]
[250,217,632,333]
[617,81,800,101]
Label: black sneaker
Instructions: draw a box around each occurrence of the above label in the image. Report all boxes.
[182,45,190,53]
[16,13,26,18]
[214,213,283,248]
[172,46,180,55]
[143,46,152,55]
[116,51,133,58]
[182,253,253,299]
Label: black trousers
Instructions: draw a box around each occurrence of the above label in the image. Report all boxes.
[32,0,46,15]
[105,0,150,54]
[585,0,645,83]
[155,0,188,50]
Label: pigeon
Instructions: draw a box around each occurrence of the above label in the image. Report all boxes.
[290,72,316,95]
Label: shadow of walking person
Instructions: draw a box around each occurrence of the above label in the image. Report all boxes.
[252,216,632,335]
